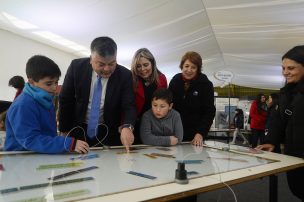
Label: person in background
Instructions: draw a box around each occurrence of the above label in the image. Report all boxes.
[4,55,89,154]
[265,93,280,131]
[230,108,248,145]
[0,110,6,149]
[249,93,268,147]
[8,75,25,100]
[257,45,304,201]
[169,51,215,146]
[59,36,136,151]
[0,110,6,131]
[130,48,167,144]
[140,88,183,146]
[265,93,281,153]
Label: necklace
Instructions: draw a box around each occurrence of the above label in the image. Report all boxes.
[144,81,150,86]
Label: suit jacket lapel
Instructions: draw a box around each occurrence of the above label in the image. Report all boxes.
[105,65,118,107]
[83,61,93,105]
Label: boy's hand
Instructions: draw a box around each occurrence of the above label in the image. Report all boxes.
[170,136,178,145]
[74,140,90,154]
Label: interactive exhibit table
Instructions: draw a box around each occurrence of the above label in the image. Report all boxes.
[0,141,303,202]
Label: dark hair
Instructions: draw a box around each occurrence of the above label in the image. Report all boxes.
[235,108,243,115]
[179,51,202,73]
[152,88,173,104]
[282,45,304,66]
[26,55,61,82]
[8,75,25,89]
[90,36,117,57]
[256,93,266,113]
[269,93,279,107]
[0,110,7,130]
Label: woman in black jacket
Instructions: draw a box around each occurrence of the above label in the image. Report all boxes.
[230,109,248,145]
[265,93,280,131]
[169,51,215,146]
[257,45,304,200]
[265,93,281,153]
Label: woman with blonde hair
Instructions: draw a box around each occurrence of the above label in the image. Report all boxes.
[130,48,167,143]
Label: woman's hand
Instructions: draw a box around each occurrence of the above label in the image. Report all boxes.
[256,144,275,152]
[191,133,203,147]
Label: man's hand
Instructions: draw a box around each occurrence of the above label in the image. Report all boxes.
[74,140,90,154]
[191,133,203,147]
[120,128,134,152]
[256,144,275,152]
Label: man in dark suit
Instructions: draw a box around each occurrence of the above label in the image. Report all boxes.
[59,36,136,152]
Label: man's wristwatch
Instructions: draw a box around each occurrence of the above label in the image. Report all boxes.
[120,124,134,132]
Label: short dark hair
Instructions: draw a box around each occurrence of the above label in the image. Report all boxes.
[269,93,279,106]
[26,55,61,82]
[152,88,173,104]
[179,51,202,73]
[282,45,304,66]
[235,108,243,115]
[90,36,117,57]
[270,93,279,101]
[8,75,25,88]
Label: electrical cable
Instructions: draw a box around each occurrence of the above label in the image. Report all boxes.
[204,142,238,202]
[64,123,109,152]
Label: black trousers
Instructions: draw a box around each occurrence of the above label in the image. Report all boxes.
[250,128,265,147]
[133,118,143,145]
[287,167,304,200]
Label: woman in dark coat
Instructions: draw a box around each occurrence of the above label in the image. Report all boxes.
[257,45,304,200]
[265,93,281,153]
[230,109,248,145]
[265,93,280,132]
[169,51,215,146]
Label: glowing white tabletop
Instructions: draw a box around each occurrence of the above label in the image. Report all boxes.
[0,141,303,202]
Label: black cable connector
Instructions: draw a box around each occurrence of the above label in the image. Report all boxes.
[175,162,189,184]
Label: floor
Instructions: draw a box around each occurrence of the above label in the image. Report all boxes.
[197,138,301,202]
[197,172,300,202]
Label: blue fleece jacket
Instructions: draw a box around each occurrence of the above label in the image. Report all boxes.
[4,84,75,153]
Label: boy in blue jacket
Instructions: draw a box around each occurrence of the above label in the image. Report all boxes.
[4,55,89,154]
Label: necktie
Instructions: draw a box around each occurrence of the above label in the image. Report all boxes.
[87,76,102,138]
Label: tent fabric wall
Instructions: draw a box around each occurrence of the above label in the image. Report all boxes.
[0,0,304,99]
[0,29,76,101]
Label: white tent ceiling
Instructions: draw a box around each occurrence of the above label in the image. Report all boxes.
[1,0,304,90]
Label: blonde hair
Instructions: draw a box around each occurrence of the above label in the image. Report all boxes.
[131,48,161,92]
